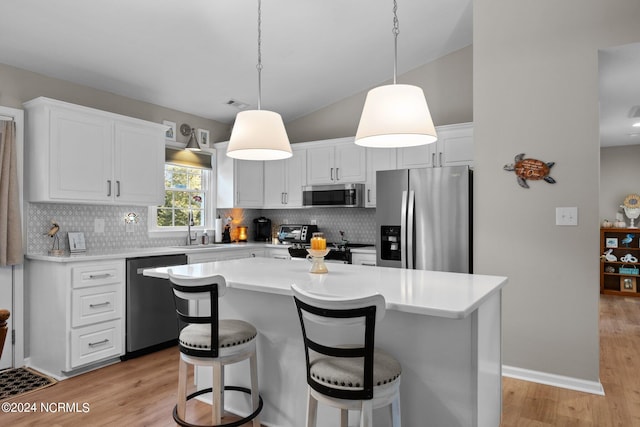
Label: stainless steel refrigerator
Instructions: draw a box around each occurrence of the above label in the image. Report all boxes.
[376,166,472,272]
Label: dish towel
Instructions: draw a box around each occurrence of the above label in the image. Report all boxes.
[0,120,23,266]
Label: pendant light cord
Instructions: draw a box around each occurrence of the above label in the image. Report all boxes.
[256,0,263,110]
[392,0,399,85]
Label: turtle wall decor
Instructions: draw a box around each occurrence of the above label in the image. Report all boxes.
[503,153,556,189]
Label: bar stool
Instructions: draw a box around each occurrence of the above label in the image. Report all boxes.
[291,284,402,427]
[168,271,263,427]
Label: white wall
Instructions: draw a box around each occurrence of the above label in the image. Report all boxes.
[474,0,640,384]
[600,145,640,222]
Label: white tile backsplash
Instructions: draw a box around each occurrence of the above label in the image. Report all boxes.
[27,203,377,254]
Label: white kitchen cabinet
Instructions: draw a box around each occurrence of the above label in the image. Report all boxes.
[266,247,292,260]
[396,122,473,169]
[306,137,366,185]
[27,259,125,378]
[263,145,307,208]
[365,147,397,207]
[23,97,166,205]
[215,141,264,208]
[351,251,377,266]
[187,248,265,264]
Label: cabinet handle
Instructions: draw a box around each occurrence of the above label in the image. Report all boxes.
[362,262,377,266]
[236,191,240,203]
[336,168,340,181]
[116,180,121,197]
[107,180,111,197]
[367,188,371,203]
[88,273,111,280]
[88,339,109,348]
[439,152,443,167]
[285,192,288,204]
[431,153,436,166]
[89,301,111,308]
[274,256,289,260]
[330,168,334,181]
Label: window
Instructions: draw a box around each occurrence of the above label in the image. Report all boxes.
[150,164,212,232]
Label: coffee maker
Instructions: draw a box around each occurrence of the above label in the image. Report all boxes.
[253,217,272,242]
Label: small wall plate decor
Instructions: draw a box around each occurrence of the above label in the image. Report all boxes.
[67,232,86,253]
[503,153,556,188]
[620,276,637,293]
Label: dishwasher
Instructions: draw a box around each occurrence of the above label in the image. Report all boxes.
[124,254,188,359]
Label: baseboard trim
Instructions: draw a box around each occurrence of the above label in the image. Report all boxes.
[502,365,605,395]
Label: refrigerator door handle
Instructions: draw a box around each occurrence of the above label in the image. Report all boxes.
[407,190,415,270]
[400,190,408,269]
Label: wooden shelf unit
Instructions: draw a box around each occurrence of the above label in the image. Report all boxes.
[600,228,640,297]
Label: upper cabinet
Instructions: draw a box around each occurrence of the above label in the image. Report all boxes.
[23,97,165,206]
[306,137,366,185]
[263,145,307,208]
[365,147,397,208]
[396,122,473,169]
[215,141,264,209]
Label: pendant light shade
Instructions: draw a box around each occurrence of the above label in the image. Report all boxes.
[227,110,292,160]
[355,84,437,148]
[355,0,437,148]
[227,0,292,161]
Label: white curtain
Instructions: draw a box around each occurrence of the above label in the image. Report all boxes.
[0,120,23,266]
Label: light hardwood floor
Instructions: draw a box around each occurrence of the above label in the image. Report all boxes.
[2,295,639,426]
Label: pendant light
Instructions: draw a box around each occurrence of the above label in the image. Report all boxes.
[227,0,292,161]
[355,0,437,148]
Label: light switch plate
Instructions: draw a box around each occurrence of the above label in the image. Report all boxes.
[556,207,578,226]
[94,218,105,234]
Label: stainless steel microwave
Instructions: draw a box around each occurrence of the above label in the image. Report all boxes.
[302,183,364,208]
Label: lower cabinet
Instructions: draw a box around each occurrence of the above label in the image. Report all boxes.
[266,247,292,260]
[28,259,125,378]
[187,248,266,264]
[351,252,377,266]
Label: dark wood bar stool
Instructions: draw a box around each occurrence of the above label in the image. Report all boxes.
[292,284,401,427]
[168,272,262,427]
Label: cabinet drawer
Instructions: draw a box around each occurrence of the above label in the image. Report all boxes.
[72,284,122,327]
[70,320,123,368]
[72,263,123,288]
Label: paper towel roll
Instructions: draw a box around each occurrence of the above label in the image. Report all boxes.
[214,218,223,243]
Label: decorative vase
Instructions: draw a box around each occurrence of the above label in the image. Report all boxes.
[306,249,330,274]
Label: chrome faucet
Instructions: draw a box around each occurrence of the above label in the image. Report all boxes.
[186,210,198,245]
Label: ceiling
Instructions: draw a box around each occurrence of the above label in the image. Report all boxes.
[1,1,634,147]
[0,0,472,124]
[599,42,640,147]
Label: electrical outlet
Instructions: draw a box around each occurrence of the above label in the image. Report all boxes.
[556,207,578,226]
[311,219,317,225]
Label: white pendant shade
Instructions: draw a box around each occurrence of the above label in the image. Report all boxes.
[227,110,293,161]
[355,84,437,148]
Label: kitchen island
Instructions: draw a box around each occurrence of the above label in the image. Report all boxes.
[144,257,507,427]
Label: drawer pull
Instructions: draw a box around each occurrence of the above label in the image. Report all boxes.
[88,273,111,280]
[88,339,109,348]
[274,256,289,260]
[89,301,111,309]
[362,262,377,266]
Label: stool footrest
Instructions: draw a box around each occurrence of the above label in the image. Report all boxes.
[173,385,263,427]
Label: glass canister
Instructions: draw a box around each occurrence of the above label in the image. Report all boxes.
[310,232,326,250]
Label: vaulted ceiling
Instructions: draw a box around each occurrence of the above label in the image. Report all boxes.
[0,0,472,124]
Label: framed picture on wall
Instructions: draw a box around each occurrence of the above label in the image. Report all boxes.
[163,120,176,141]
[197,128,210,148]
[605,237,618,248]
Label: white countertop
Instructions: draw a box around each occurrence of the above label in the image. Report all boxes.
[143,257,507,319]
[25,242,277,262]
